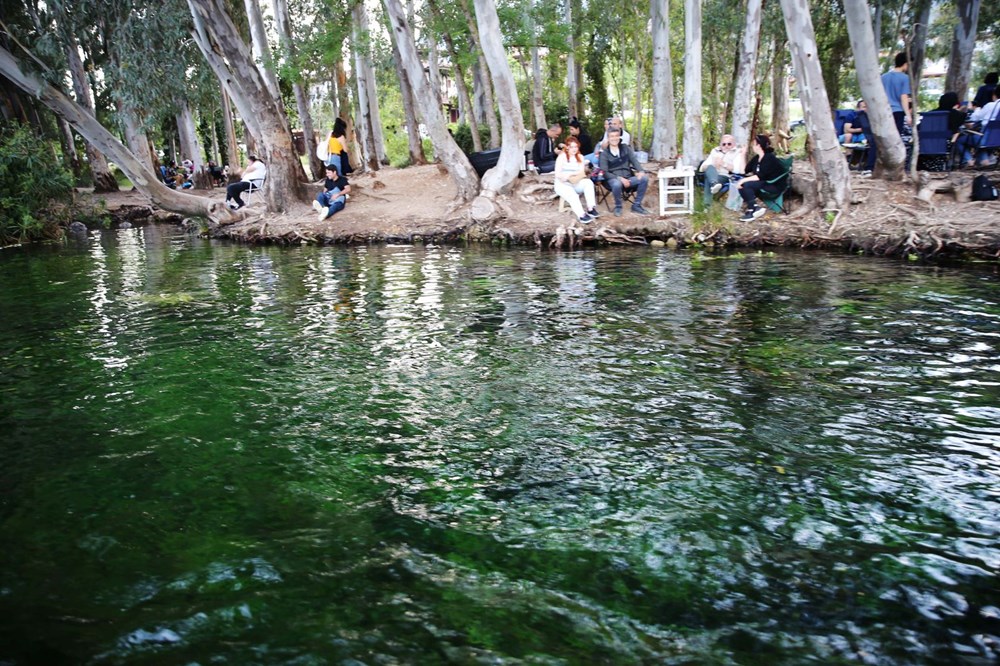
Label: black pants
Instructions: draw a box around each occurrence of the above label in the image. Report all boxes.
[226,181,251,208]
[739,180,779,207]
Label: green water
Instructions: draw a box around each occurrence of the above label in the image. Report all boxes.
[1,226,998,665]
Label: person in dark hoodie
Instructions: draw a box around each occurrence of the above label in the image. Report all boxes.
[531,123,561,173]
[735,134,786,221]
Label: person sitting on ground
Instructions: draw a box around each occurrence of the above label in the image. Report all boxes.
[839,100,867,144]
[311,164,351,222]
[598,127,651,216]
[225,155,266,210]
[208,161,226,187]
[532,123,562,173]
[735,134,786,222]
[554,136,599,224]
[567,117,594,156]
[972,72,998,111]
[698,134,745,207]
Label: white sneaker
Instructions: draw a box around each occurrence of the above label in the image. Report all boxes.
[752,207,767,219]
[311,200,323,212]
[317,208,328,222]
[710,183,723,195]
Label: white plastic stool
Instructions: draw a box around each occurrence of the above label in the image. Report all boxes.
[658,166,694,215]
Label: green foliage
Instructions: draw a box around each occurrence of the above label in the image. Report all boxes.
[451,123,492,155]
[0,124,73,245]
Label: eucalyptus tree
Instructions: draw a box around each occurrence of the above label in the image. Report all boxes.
[473,0,525,201]
[944,0,981,100]
[771,36,789,142]
[843,0,905,180]
[460,0,500,148]
[649,0,677,160]
[351,0,388,170]
[245,0,280,98]
[778,0,851,210]
[188,0,307,212]
[426,0,483,151]
[383,0,479,201]
[382,5,426,166]
[682,0,703,167]
[730,0,762,149]
[566,0,579,118]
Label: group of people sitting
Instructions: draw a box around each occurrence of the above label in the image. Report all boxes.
[699,134,787,221]
[539,115,652,222]
[940,72,999,168]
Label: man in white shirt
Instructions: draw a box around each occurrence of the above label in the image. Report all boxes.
[225,155,267,210]
[699,134,745,206]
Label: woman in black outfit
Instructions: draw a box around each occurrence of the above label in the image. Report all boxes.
[735,134,786,221]
[567,117,594,156]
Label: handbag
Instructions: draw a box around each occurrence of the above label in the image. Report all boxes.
[567,171,586,184]
[315,140,329,161]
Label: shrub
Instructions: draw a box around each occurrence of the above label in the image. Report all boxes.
[0,124,73,244]
[451,123,492,155]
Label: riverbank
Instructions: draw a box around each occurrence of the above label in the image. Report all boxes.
[77,162,1000,260]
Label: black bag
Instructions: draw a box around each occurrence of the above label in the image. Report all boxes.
[340,149,354,175]
[971,174,998,201]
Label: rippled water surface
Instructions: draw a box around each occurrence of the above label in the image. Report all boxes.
[1,226,999,664]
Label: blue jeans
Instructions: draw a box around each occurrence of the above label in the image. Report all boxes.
[325,153,342,173]
[607,173,648,208]
[316,190,346,217]
[702,166,730,205]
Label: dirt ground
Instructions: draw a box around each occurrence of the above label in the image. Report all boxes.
[77,162,1000,259]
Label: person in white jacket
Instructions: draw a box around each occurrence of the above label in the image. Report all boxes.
[553,137,599,224]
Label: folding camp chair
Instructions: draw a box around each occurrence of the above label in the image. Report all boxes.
[243,177,266,206]
[976,116,1000,166]
[757,155,793,214]
[596,177,637,211]
[915,110,954,172]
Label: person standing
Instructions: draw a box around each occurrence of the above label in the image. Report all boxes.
[311,164,351,221]
[882,52,912,137]
[225,155,266,210]
[698,134,745,207]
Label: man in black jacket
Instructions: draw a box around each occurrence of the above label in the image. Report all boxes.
[598,128,651,216]
[532,123,562,173]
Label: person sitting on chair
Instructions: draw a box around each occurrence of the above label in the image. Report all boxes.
[311,164,351,221]
[839,100,867,144]
[736,134,785,221]
[554,136,599,224]
[567,117,594,156]
[532,123,561,173]
[698,134,745,207]
[225,155,266,210]
[598,127,651,216]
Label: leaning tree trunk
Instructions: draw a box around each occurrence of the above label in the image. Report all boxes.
[730,0,762,149]
[66,38,117,192]
[383,0,480,201]
[682,0,703,168]
[273,0,325,180]
[843,0,906,180]
[944,0,980,102]
[649,0,677,160]
[473,0,525,200]
[189,0,307,212]
[386,13,428,166]
[120,105,154,173]
[779,0,852,209]
[0,45,217,217]
[245,0,280,98]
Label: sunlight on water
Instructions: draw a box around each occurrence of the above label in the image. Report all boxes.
[0,225,998,664]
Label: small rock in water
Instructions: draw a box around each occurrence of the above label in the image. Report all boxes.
[68,221,87,235]
[650,239,666,247]
[118,221,131,229]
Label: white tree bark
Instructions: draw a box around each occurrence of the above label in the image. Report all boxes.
[245,0,280,99]
[189,0,307,212]
[649,0,676,160]
[0,45,217,217]
[387,14,428,165]
[944,0,980,101]
[120,105,154,173]
[463,1,500,148]
[273,0,324,180]
[352,3,379,172]
[176,99,202,172]
[730,0,762,149]
[771,38,790,140]
[682,0,703,167]
[843,0,905,180]
[383,0,480,201]
[779,0,852,208]
[473,0,526,198]
[566,0,578,118]
[530,45,547,131]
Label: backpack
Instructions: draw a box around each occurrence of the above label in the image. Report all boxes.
[971,174,998,202]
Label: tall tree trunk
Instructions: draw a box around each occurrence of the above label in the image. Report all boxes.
[428,0,480,149]
[57,116,82,179]
[387,13,428,165]
[0,45,216,217]
[779,0,852,208]
[771,37,790,140]
[273,0,325,180]
[530,45,546,131]
[682,0,703,168]
[910,0,932,92]
[176,99,202,170]
[566,0,578,118]
[462,0,500,148]
[210,110,221,164]
[65,39,118,192]
[633,54,644,152]
[730,0,763,149]
[245,0,280,98]
[872,0,883,52]
[843,0,906,179]
[120,106,154,174]
[220,85,240,168]
[334,59,360,162]
[383,0,480,201]
[356,3,388,165]
[473,0,525,198]
[189,0,307,212]
[650,0,676,160]
[352,3,380,172]
[944,0,980,101]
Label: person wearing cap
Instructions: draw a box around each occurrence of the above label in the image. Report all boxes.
[225,155,267,210]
